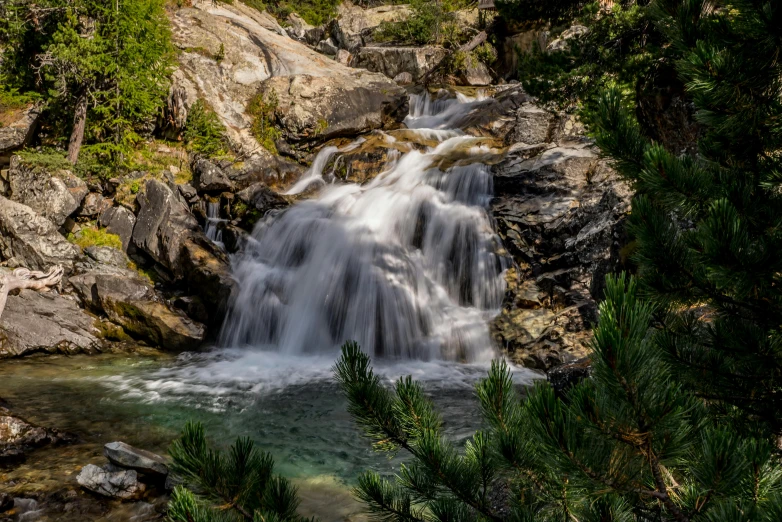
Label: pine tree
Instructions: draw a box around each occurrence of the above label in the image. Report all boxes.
[167,422,316,522]
[591,0,782,436]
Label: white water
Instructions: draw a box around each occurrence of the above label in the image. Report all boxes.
[204,201,226,249]
[220,93,508,362]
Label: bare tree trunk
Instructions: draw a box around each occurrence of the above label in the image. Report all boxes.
[67,91,88,164]
[0,266,64,320]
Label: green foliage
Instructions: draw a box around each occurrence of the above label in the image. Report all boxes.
[473,42,497,66]
[245,0,340,27]
[247,89,281,154]
[167,422,315,522]
[591,0,782,436]
[183,100,228,158]
[496,0,587,24]
[68,226,123,250]
[374,0,467,46]
[518,1,659,123]
[335,274,782,520]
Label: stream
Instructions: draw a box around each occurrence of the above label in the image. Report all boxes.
[0,91,541,521]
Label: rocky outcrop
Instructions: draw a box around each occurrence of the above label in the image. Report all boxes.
[77,464,146,500]
[0,289,101,357]
[168,0,407,159]
[7,156,88,227]
[0,105,41,165]
[355,46,448,82]
[0,196,80,270]
[490,102,632,370]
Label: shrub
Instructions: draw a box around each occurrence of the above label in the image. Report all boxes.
[247,89,281,154]
[496,0,587,24]
[68,226,123,250]
[182,100,228,158]
[374,0,465,46]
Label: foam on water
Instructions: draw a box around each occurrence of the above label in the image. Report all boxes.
[220,93,508,362]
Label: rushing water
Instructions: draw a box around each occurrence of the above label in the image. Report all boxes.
[0,92,539,521]
[221,92,508,361]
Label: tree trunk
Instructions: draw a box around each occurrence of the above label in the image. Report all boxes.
[67,91,88,164]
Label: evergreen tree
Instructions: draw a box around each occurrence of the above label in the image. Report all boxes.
[591,0,782,436]
[167,422,316,522]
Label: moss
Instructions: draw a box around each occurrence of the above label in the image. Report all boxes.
[315,118,329,136]
[68,226,123,250]
[127,260,159,284]
[93,319,131,342]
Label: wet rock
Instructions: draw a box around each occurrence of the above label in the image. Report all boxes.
[99,206,137,252]
[0,105,41,164]
[0,289,101,357]
[225,153,304,193]
[76,192,111,218]
[237,182,289,213]
[6,156,88,226]
[192,158,234,194]
[77,464,146,500]
[490,105,632,370]
[0,405,71,464]
[548,357,592,396]
[0,196,81,270]
[355,46,448,82]
[104,441,168,477]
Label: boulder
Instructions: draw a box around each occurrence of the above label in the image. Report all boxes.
[511,103,555,144]
[547,24,589,53]
[168,0,407,158]
[77,464,146,500]
[458,59,492,86]
[354,46,448,82]
[84,246,129,268]
[104,441,168,477]
[285,12,314,41]
[0,196,80,270]
[336,49,352,65]
[0,289,101,358]
[264,73,407,149]
[316,38,339,56]
[333,3,411,47]
[0,105,41,164]
[1,405,71,465]
[393,72,413,85]
[192,158,234,193]
[7,156,88,226]
[237,182,289,212]
[76,192,111,218]
[99,206,137,251]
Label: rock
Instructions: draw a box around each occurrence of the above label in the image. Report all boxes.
[192,158,234,193]
[548,357,592,396]
[264,73,408,150]
[99,206,137,252]
[226,152,304,193]
[285,12,314,41]
[459,59,492,86]
[333,3,411,47]
[7,156,88,226]
[0,492,12,512]
[499,28,548,79]
[393,72,413,85]
[237,182,289,212]
[0,196,80,270]
[84,246,129,268]
[168,1,407,158]
[77,464,146,500]
[336,49,352,65]
[104,441,168,477]
[316,38,339,56]
[0,105,41,164]
[0,289,101,357]
[354,46,448,82]
[0,405,70,464]
[178,183,199,203]
[76,192,111,218]
[547,24,589,53]
[490,104,632,370]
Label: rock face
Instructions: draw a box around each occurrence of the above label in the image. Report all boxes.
[77,464,146,500]
[168,0,407,158]
[0,196,80,270]
[192,158,234,193]
[99,206,137,252]
[7,156,88,227]
[104,441,169,477]
[0,105,41,165]
[354,46,448,82]
[490,99,632,370]
[0,289,100,357]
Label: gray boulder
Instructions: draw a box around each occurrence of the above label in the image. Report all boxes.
[77,464,145,500]
[316,38,339,56]
[0,289,101,358]
[104,441,168,477]
[0,105,40,163]
[458,59,492,86]
[76,192,111,218]
[85,246,129,268]
[512,103,555,145]
[99,206,137,252]
[237,182,289,212]
[285,12,314,41]
[6,156,88,226]
[354,46,448,82]
[0,196,80,270]
[192,158,234,193]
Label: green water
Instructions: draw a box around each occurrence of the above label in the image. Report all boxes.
[0,350,539,520]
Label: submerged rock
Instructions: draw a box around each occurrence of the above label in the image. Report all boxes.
[0,404,71,464]
[104,441,168,478]
[77,464,146,500]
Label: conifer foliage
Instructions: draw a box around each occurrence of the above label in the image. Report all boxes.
[167,422,315,522]
[592,0,782,436]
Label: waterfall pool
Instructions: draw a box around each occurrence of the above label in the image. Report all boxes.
[0,350,539,520]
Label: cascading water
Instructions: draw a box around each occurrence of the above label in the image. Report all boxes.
[220,93,508,362]
[204,201,226,249]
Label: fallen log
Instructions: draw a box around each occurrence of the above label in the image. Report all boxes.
[0,265,64,319]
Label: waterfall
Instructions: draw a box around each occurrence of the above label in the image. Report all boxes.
[220,94,507,362]
[204,201,226,249]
